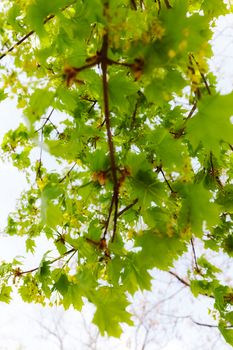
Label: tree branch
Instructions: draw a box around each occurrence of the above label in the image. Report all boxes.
[100,28,119,242]
[103,194,115,239]
[190,237,201,273]
[59,162,77,183]
[159,312,219,328]
[168,270,214,299]
[164,0,172,9]
[158,167,175,193]
[168,271,190,287]
[0,1,76,60]
[35,108,55,133]
[130,0,137,10]
[190,54,211,95]
[15,248,76,276]
[117,198,138,217]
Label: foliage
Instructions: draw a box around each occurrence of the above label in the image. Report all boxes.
[0,0,233,343]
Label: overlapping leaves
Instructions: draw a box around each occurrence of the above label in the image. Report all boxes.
[0,0,232,341]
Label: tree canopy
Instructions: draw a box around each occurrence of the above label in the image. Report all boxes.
[0,0,233,345]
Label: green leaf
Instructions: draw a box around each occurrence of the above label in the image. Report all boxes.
[0,285,12,303]
[25,238,36,253]
[25,89,54,124]
[109,72,138,112]
[63,283,84,311]
[54,273,69,295]
[122,253,152,295]
[177,182,220,236]
[41,202,63,228]
[135,230,187,270]
[0,89,7,102]
[92,287,133,337]
[219,322,233,346]
[187,93,233,157]
[26,0,71,37]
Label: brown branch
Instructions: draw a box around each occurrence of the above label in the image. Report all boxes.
[191,319,219,328]
[130,0,137,10]
[100,29,119,243]
[0,1,76,60]
[103,194,115,239]
[168,271,190,287]
[157,0,162,13]
[131,99,139,127]
[170,101,197,139]
[159,312,219,328]
[35,108,55,133]
[168,270,215,299]
[190,237,201,273]
[72,60,100,74]
[36,109,56,178]
[185,101,197,122]
[107,58,133,68]
[0,29,35,60]
[164,0,172,9]
[16,248,76,276]
[36,131,43,179]
[159,167,175,193]
[117,198,138,217]
[190,54,211,95]
[87,101,97,113]
[59,162,77,183]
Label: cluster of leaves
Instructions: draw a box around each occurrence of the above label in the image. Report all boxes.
[0,0,233,343]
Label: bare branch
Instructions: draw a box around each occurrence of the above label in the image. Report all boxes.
[168,271,190,287]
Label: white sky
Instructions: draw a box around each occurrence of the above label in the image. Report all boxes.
[0,13,233,350]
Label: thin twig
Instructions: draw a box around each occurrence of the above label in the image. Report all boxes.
[159,167,175,193]
[37,130,44,179]
[159,312,220,328]
[0,2,76,60]
[168,271,190,287]
[190,237,201,273]
[35,108,55,133]
[131,99,139,127]
[87,101,97,114]
[0,29,35,60]
[59,162,77,183]
[107,58,133,68]
[190,54,211,95]
[168,270,214,299]
[16,248,76,276]
[171,101,197,139]
[185,101,197,122]
[117,198,138,217]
